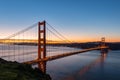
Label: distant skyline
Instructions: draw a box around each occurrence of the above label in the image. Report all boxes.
[0,0,120,42]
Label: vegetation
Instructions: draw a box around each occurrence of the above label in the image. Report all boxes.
[0,58,51,80]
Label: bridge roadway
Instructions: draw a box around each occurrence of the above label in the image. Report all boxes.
[23,46,108,64]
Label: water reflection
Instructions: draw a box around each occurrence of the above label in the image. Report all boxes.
[39,53,108,80]
[63,53,107,80]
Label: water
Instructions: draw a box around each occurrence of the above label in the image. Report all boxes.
[0,44,120,80]
[47,50,120,80]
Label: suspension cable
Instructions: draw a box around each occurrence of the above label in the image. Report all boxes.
[46,22,73,43]
[4,23,38,39]
[46,28,68,43]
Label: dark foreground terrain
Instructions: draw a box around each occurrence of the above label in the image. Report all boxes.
[0,58,51,80]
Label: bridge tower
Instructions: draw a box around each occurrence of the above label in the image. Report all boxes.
[101,37,105,47]
[38,21,46,73]
[100,37,108,56]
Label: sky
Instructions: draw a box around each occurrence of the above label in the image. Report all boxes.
[0,0,120,42]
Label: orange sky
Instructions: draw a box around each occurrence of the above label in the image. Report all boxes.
[0,30,120,43]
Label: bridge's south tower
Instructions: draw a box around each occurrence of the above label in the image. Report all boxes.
[38,21,46,73]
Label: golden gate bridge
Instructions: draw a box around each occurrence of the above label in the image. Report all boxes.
[0,21,108,73]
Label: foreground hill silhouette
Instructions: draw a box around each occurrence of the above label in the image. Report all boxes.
[0,58,51,80]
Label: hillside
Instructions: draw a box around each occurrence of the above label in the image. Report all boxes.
[0,58,51,80]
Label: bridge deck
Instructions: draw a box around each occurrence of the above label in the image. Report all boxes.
[23,46,108,64]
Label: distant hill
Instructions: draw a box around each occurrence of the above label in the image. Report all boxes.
[66,42,120,50]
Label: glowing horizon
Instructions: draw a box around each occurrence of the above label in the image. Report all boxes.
[0,29,120,43]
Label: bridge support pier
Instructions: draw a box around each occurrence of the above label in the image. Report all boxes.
[101,48,108,56]
[38,21,46,73]
[38,61,46,73]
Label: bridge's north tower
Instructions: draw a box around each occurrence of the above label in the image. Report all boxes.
[100,37,108,56]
